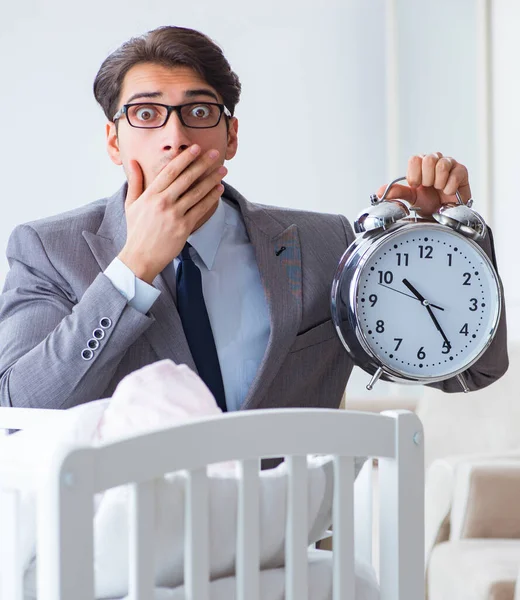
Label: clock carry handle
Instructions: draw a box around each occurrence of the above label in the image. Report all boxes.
[372,175,486,242]
[375,175,473,208]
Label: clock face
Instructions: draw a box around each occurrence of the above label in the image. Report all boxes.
[354,224,500,380]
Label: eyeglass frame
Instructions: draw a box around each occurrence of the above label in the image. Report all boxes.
[112,101,232,129]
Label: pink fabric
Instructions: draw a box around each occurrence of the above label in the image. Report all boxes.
[95,360,235,473]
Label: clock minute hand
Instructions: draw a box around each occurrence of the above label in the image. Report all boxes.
[402,279,451,347]
[425,304,451,347]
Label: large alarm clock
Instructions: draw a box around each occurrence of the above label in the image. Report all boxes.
[331,176,502,393]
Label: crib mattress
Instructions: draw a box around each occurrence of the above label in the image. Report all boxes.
[23,550,379,600]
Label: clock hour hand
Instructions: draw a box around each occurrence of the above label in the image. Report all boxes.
[402,279,451,347]
[402,278,427,303]
[378,282,444,311]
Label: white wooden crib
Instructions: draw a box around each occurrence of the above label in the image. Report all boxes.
[0,407,424,600]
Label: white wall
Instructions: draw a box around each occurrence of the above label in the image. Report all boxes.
[395,0,480,209]
[491,0,520,341]
[0,0,516,398]
[0,0,387,275]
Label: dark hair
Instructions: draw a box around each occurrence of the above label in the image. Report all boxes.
[93,26,241,122]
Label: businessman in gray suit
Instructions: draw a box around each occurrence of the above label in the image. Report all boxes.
[0,26,508,411]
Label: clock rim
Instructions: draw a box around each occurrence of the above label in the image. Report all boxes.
[331,220,502,384]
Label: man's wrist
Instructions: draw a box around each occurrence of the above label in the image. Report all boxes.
[104,258,160,314]
[117,251,157,285]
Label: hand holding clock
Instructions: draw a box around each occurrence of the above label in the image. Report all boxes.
[375,152,472,216]
[331,150,503,390]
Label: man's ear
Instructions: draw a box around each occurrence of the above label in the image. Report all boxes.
[106,122,123,166]
[225,117,239,160]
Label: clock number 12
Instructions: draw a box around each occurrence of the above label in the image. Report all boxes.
[419,245,433,259]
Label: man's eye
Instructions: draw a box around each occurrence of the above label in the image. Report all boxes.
[135,106,158,121]
[190,104,211,119]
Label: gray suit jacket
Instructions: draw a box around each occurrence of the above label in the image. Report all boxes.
[0,182,508,410]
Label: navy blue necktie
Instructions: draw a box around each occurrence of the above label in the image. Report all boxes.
[176,243,227,412]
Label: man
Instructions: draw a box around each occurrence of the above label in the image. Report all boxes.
[0,26,508,411]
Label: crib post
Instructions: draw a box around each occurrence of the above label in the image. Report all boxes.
[353,458,374,565]
[37,447,95,600]
[378,410,425,600]
[285,455,309,600]
[332,456,355,600]
[184,467,210,600]
[0,489,24,600]
[236,458,260,600]
[128,480,156,598]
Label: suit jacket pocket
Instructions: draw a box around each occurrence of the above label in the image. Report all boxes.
[290,319,337,353]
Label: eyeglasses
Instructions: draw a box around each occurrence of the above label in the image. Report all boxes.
[112,102,232,129]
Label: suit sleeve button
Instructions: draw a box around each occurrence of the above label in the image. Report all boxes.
[93,328,105,340]
[81,348,94,361]
[100,317,112,329]
[87,338,100,350]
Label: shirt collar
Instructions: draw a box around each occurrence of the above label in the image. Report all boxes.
[186,198,226,270]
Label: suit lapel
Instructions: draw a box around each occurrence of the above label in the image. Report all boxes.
[223,184,303,410]
[82,184,195,371]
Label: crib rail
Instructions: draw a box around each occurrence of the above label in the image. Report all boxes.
[0,408,424,600]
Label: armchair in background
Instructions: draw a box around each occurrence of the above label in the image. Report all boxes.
[418,344,520,600]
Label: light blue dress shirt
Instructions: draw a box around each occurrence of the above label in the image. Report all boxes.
[104,198,271,412]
